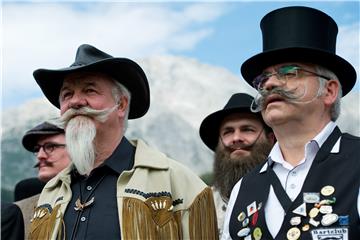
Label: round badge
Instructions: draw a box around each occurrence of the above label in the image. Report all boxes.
[287,227,301,240]
[302,224,310,232]
[309,207,319,218]
[321,185,335,196]
[290,216,301,226]
[237,212,246,222]
[253,227,262,240]
[237,227,250,237]
[319,205,333,214]
[242,218,249,227]
[321,213,338,226]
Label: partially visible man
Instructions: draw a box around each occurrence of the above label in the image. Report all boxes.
[199,93,275,236]
[1,202,24,240]
[15,121,70,239]
[222,6,359,240]
[29,44,218,239]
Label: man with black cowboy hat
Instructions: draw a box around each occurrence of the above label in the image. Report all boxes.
[29,44,218,240]
[199,93,275,236]
[15,121,70,239]
[222,6,359,240]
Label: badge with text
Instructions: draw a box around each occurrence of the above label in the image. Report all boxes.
[311,227,348,240]
[303,192,320,203]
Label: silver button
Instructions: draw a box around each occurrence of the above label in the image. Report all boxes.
[81,216,86,222]
[86,186,92,191]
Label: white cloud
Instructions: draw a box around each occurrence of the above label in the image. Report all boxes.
[2,2,228,108]
[338,23,360,82]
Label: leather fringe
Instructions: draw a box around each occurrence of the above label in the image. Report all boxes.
[189,187,219,240]
[28,204,64,240]
[122,197,182,240]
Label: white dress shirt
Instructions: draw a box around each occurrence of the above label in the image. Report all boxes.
[221,122,360,239]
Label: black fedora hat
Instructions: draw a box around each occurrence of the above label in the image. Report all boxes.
[22,121,65,152]
[33,44,150,119]
[199,93,260,151]
[241,6,356,96]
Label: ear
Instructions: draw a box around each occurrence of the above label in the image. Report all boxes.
[323,79,339,107]
[117,96,129,117]
[267,132,276,144]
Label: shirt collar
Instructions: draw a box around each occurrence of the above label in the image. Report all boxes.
[260,121,339,173]
[103,137,135,174]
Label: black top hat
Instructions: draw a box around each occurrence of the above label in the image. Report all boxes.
[199,93,261,151]
[22,122,65,152]
[241,6,356,96]
[33,44,150,119]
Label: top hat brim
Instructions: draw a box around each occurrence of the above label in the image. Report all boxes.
[241,47,356,97]
[34,58,150,119]
[199,107,259,151]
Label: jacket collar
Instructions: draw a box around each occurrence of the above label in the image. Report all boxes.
[131,139,169,170]
[44,138,169,190]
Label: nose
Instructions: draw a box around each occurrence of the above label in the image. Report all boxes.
[36,147,48,161]
[231,130,245,144]
[67,93,88,110]
[262,74,284,91]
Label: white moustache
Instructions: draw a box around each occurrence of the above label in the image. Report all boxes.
[49,104,118,129]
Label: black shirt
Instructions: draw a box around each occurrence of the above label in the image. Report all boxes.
[63,138,135,240]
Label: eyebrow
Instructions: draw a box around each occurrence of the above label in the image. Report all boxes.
[61,80,97,92]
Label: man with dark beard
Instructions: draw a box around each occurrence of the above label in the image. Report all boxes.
[199,93,275,236]
[29,44,218,240]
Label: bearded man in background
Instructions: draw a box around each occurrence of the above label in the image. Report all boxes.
[199,93,275,236]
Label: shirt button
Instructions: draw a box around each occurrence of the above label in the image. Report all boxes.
[81,216,86,222]
[86,186,92,191]
[291,171,297,176]
[290,184,296,189]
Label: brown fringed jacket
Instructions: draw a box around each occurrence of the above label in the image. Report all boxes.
[29,139,218,239]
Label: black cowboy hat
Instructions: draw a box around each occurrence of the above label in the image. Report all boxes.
[22,121,65,152]
[33,44,150,119]
[199,93,261,151]
[241,6,356,96]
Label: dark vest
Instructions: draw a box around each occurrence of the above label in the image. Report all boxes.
[229,127,360,239]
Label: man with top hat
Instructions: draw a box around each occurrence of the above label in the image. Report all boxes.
[199,93,275,236]
[15,121,70,239]
[222,6,359,240]
[29,44,218,240]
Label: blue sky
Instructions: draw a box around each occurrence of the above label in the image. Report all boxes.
[2,1,359,109]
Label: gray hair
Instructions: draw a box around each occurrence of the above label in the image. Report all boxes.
[110,79,131,131]
[315,65,342,121]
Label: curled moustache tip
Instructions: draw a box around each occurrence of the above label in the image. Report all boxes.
[250,99,262,113]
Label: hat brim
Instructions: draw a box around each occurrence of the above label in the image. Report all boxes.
[34,58,150,119]
[199,107,258,151]
[241,47,356,96]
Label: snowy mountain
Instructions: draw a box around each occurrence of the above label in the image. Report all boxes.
[1,54,359,197]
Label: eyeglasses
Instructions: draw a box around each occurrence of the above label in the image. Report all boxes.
[252,65,331,90]
[33,142,66,156]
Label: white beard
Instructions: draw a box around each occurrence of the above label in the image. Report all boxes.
[66,116,96,176]
[49,104,118,175]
